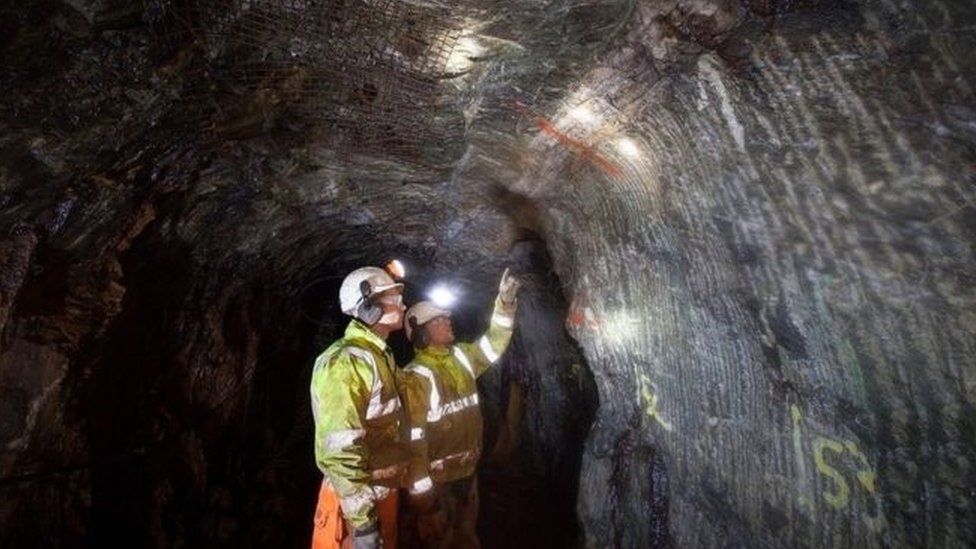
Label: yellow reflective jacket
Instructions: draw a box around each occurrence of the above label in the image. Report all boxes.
[310,319,410,530]
[401,298,515,495]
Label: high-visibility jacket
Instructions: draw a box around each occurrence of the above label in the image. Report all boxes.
[401,298,516,496]
[310,319,410,530]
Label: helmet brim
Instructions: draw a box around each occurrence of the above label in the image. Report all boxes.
[415,307,451,324]
[373,282,404,295]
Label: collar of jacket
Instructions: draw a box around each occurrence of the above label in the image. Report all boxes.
[415,345,452,360]
[344,318,390,354]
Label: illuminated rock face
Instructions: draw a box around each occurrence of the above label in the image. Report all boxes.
[543,3,976,547]
[1,0,974,547]
[470,2,975,546]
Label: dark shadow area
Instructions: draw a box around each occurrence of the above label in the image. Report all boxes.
[476,238,599,549]
[72,214,328,548]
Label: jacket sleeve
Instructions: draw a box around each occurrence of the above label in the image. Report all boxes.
[401,368,435,498]
[455,296,516,379]
[310,348,379,530]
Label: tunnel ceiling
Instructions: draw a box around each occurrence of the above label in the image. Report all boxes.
[2,0,976,548]
[0,0,785,283]
[2,0,647,287]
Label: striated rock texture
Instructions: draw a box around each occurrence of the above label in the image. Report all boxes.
[1,0,975,548]
[0,1,594,546]
[520,1,976,547]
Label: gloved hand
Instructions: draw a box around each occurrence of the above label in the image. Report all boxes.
[353,525,381,549]
[498,267,521,306]
[417,509,447,542]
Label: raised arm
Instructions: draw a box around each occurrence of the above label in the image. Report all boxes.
[455,268,520,378]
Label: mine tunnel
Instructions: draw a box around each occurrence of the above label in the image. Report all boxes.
[1,0,974,547]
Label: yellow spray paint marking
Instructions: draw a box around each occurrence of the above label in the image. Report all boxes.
[639,375,673,432]
[813,437,850,510]
[790,404,803,425]
[844,441,877,493]
[790,405,815,511]
[791,405,886,532]
[844,441,886,532]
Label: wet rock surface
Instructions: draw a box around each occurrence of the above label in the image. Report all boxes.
[1,0,975,547]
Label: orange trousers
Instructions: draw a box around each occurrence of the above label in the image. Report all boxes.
[312,480,398,549]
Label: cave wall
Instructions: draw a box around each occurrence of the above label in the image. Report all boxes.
[493,1,975,547]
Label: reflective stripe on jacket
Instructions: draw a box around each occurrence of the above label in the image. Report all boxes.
[402,297,515,493]
[310,319,410,530]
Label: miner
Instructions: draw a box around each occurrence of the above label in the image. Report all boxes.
[400,269,521,547]
[309,266,410,549]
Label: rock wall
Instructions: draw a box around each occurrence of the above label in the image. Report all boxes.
[506,1,975,546]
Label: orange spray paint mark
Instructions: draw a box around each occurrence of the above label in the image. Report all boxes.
[510,101,623,178]
[565,307,603,331]
[565,288,603,331]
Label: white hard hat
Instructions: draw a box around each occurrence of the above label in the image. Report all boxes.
[404,301,451,341]
[339,267,404,317]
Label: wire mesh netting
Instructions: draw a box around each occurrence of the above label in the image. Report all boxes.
[148,0,464,165]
